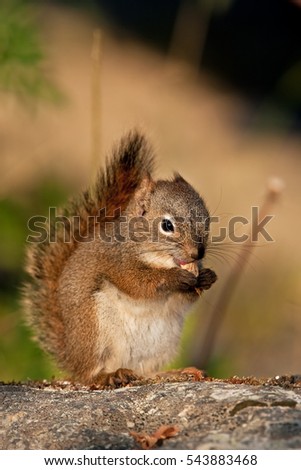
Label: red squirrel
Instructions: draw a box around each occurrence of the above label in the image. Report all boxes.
[24,130,217,385]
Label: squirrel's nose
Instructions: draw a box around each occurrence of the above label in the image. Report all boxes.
[189,245,205,261]
[198,245,205,260]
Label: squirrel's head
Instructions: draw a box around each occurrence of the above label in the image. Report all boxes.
[125,172,210,269]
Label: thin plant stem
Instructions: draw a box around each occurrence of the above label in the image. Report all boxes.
[91,28,102,174]
[189,177,285,370]
[167,0,216,71]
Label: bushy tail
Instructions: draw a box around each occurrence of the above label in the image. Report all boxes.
[23,130,155,363]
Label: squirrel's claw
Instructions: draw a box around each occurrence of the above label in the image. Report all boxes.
[97,368,142,388]
[154,366,206,382]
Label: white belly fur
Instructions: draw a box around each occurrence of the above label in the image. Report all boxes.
[93,283,194,375]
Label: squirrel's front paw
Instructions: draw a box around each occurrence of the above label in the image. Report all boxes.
[171,268,198,292]
[197,268,217,290]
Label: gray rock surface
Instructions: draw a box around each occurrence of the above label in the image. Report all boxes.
[1,381,301,450]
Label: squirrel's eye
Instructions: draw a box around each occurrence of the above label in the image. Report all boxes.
[161,218,175,233]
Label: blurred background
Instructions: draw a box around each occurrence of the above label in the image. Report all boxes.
[1,0,301,382]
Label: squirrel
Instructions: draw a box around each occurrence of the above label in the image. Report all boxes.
[23,130,217,386]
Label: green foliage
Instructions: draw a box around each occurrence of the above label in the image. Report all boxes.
[0,0,63,103]
[0,294,59,382]
[0,1,66,381]
[197,0,235,14]
[0,179,70,382]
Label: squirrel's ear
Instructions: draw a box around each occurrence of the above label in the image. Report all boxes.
[173,172,187,184]
[133,174,154,216]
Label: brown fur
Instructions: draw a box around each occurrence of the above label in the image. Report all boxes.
[23,130,154,370]
[23,130,217,383]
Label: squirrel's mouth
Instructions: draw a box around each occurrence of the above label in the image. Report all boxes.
[173,257,195,267]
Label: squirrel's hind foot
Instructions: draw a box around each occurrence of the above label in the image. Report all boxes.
[95,368,142,388]
[154,366,206,383]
